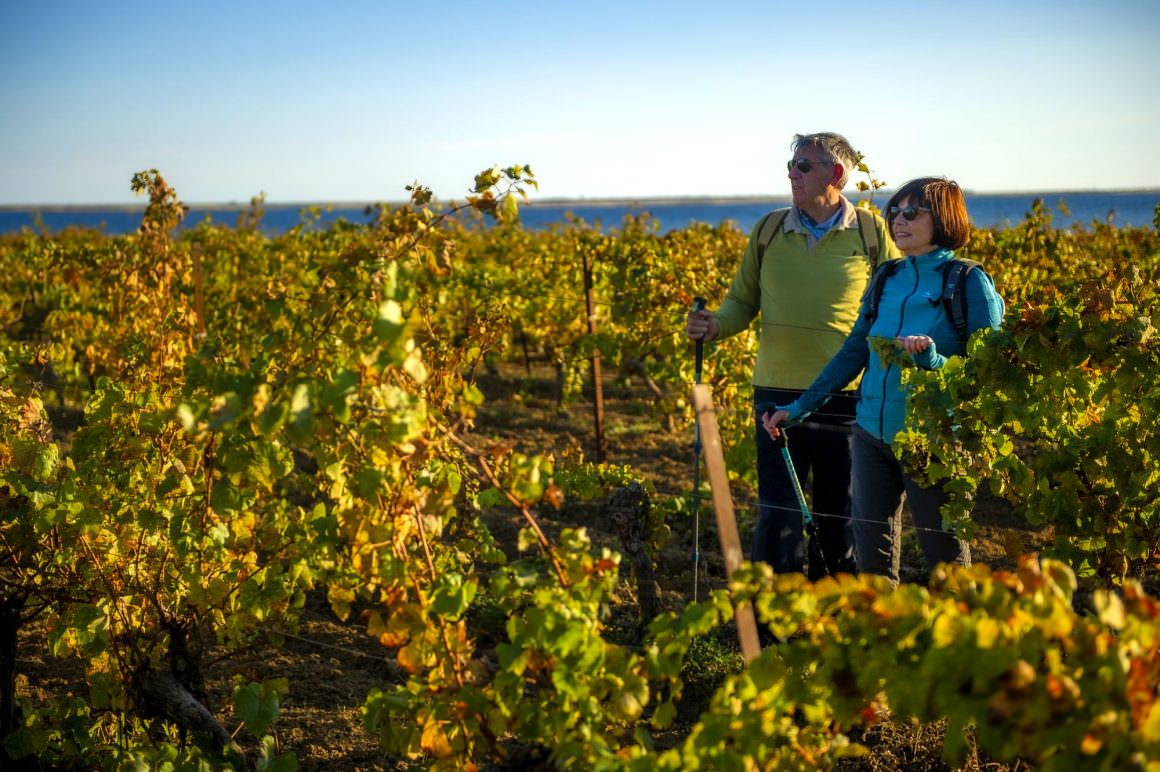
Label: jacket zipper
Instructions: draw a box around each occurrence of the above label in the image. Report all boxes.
[878,257,920,438]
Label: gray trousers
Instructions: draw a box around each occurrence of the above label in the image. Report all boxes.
[850,425,969,585]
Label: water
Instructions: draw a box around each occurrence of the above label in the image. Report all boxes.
[2,191,1156,236]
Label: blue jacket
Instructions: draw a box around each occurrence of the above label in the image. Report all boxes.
[780,247,1005,444]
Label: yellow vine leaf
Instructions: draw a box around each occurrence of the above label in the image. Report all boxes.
[420,719,453,757]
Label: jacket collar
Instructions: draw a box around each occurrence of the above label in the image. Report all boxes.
[910,246,956,266]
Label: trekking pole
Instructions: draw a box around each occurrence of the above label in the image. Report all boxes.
[691,296,707,602]
[772,430,830,577]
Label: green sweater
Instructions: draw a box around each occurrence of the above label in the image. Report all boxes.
[714,199,900,389]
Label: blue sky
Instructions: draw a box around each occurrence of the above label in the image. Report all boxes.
[2,0,1158,205]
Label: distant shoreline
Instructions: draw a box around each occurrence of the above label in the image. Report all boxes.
[509,189,1160,208]
[3,188,1158,212]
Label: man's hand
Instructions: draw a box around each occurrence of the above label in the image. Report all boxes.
[686,309,718,341]
[762,409,790,439]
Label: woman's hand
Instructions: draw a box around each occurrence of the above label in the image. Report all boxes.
[896,335,933,354]
[685,309,718,341]
[762,409,789,439]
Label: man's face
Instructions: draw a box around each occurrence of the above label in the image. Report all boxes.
[787,146,837,207]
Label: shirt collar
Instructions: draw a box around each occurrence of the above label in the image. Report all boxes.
[784,196,859,233]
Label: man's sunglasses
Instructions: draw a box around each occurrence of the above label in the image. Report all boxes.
[786,158,834,174]
[887,205,931,221]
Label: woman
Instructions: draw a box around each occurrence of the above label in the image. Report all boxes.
[763,177,1004,585]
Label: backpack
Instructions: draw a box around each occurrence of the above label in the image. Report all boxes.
[864,258,984,344]
[754,205,881,271]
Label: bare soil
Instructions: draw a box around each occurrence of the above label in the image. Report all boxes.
[18,361,1052,770]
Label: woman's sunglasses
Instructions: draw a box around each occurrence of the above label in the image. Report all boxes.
[887,205,931,221]
[786,158,834,174]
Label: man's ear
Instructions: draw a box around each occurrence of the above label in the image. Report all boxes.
[830,164,844,186]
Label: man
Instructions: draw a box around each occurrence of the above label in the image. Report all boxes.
[685,132,899,578]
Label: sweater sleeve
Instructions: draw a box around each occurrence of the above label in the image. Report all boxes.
[712,223,762,340]
[778,300,872,421]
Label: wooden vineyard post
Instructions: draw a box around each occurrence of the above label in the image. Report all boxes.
[580,246,607,462]
[691,384,761,662]
[192,242,206,338]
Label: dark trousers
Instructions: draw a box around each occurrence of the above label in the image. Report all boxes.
[751,387,857,579]
[850,424,970,585]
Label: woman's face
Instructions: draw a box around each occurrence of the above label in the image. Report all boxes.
[890,196,938,257]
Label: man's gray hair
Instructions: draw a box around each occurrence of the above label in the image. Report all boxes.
[792,132,859,189]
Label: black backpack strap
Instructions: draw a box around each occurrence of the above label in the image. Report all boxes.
[853,206,880,271]
[940,259,982,344]
[755,208,789,272]
[864,258,904,325]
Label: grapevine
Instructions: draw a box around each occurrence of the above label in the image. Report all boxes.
[0,176,1157,768]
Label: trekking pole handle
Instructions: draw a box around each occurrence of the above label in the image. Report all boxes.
[692,296,707,384]
[772,430,787,450]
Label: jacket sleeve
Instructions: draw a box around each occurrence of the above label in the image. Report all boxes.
[712,223,762,339]
[913,268,1005,370]
[778,299,872,420]
[965,268,1005,335]
[913,342,943,370]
